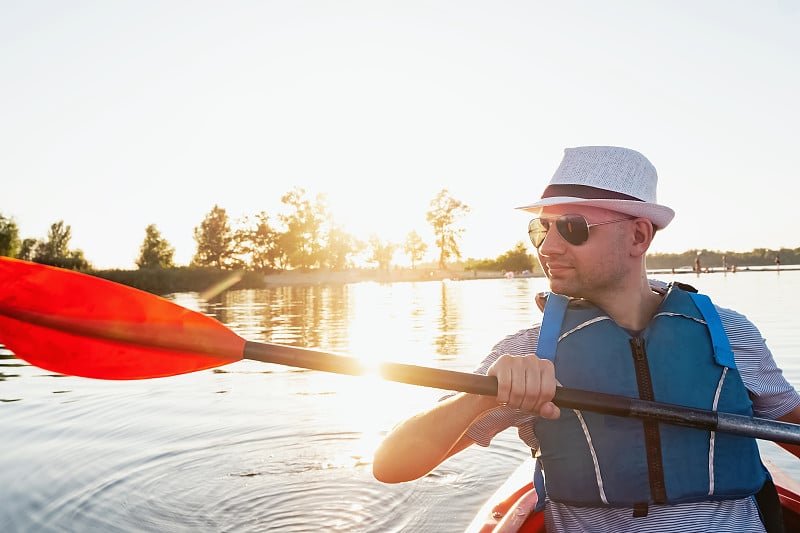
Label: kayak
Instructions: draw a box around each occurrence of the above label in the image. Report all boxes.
[465,457,800,532]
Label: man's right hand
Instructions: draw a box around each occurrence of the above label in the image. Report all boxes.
[487,353,560,419]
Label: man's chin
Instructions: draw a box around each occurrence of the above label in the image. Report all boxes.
[547,278,582,298]
[547,279,569,295]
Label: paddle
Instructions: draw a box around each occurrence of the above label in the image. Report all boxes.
[2,257,800,445]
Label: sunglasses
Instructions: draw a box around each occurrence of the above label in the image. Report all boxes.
[528,214,634,248]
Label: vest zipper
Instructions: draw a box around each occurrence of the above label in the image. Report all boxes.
[629,336,668,507]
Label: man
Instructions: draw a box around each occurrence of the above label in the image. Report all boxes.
[373,146,800,532]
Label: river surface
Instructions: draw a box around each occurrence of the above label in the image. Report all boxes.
[2,269,799,532]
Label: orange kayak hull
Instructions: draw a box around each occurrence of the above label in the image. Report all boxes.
[467,458,800,533]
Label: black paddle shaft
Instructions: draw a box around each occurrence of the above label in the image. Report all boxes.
[243,341,800,445]
[554,387,800,445]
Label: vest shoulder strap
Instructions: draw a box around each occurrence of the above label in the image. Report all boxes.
[686,292,736,368]
[536,293,569,360]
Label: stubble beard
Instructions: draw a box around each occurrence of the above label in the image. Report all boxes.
[545,251,629,301]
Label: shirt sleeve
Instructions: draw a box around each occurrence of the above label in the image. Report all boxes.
[462,327,540,449]
[718,305,800,419]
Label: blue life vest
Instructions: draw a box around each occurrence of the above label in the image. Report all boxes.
[532,285,766,510]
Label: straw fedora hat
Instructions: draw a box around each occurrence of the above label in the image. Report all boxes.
[518,146,675,229]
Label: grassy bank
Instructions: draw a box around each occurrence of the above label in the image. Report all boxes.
[93,267,267,295]
[89,266,521,295]
[90,256,799,296]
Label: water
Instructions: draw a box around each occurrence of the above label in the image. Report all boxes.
[1,271,799,532]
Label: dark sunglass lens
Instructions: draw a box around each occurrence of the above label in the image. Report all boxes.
[528,218,549,247]
[557,215,589,245]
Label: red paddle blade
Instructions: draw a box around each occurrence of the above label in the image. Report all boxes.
[0,257,245,379]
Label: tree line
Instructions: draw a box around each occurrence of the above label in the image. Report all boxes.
[646,248,799,271]
[2,187,798,288]
[0,218,91,270]
[0,187,473,273]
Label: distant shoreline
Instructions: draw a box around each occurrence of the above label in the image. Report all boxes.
[648,264,799,276]
[261,268,530,286]
[89,263,799,294]
[260,264,799,287]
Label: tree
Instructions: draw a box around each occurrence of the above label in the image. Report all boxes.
[234,211,281,272]
[368,235,397,271]
[0,214,20,257]
[426,189,470,270]
[403,230,428,269]
[278,187,329,269]
[37,220,71,262]
[65,249,90,270]
[32,220,90,270]
[324,223,361,270]
[18,238,38,261]
[136,224,175,269]
[495,242,535,273]
[192,205,235,269]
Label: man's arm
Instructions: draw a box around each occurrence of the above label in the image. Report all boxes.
[372,353,558,483]
[372,391,496,483]
[778,405,800,459]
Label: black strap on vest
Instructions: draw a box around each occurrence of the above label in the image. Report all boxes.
[755,477,785,533]
[629,337,667,516]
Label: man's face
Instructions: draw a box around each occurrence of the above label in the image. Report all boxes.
[533,205,633,299]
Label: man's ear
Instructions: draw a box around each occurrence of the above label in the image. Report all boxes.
[631,218,655,257]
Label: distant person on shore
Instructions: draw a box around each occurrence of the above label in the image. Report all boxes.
[694,255,702,274]
[775,254,781,271]
[373,146,800,532]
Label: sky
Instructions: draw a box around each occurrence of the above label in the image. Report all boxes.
[2,1,799,269]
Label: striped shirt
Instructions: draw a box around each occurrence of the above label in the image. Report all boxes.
[463,303,800,532]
